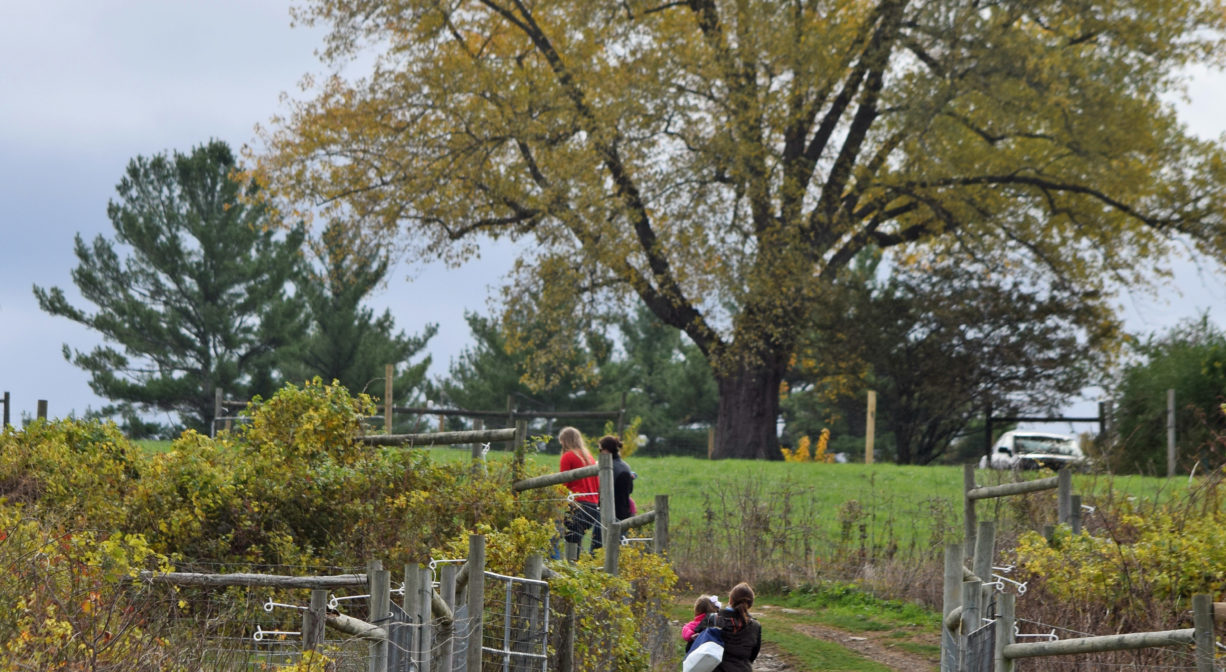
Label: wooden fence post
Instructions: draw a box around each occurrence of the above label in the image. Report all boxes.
[1194,593,1214,672]
[707,427,715,458]
[212,388,223,437]
[466,534,486,672]
[506,395,515,447]
[369,562,389,672]
[384,364,394,434]
[1168,388,1177,477]
[973,521,995,617]
[1057,468,1071,526]
[2,391,9,428]
[961,579,981,670]
[617,390,626,434]
[942,544,962,672]
[440,563,458,669]
[414,564,433,672]
[513,418,528,480]
[471,418,488,477]
[599,452,619,575]
[653,495,669,555]
[1070,495,1083,534]
[557,602,576,672]
[404,563,423,669]
[865,390,876,464]
[36,399,47,421]
[1101,399,1115,447]
[995,592,1015,672]
[984,400,994,460]
[521,554,545,672]
[964,464,977,559]
[303,588,328,651]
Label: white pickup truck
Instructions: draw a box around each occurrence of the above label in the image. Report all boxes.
[979,430,1087,470]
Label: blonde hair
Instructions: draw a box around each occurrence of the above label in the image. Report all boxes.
[558,426,594,464]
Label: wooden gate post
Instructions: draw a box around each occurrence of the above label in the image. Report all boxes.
[2,391,10,428]
[466,534,486,672]
[36,399,47,421]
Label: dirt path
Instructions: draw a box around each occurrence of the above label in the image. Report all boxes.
[752,605,938,672]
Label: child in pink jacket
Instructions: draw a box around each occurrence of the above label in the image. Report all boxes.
[682,594,721,649]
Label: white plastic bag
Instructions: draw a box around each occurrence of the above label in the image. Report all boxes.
[681,638,723,672]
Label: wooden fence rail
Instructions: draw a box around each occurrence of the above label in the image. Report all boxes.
[359,428,517,447]
[992,592,1215,672]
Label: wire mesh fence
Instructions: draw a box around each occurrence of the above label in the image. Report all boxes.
[155,563,372,670]
[124,558,552,672]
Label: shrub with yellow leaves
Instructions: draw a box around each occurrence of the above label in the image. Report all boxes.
[781,428,834,463]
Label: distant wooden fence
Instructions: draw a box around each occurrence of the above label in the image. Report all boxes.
[212,365,624,439]
[0,392,49,428]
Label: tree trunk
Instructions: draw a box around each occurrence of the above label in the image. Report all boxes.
[712,356,787,460]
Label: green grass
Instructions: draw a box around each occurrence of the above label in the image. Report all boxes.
[131,438,1185,553]
[764,626,895,672]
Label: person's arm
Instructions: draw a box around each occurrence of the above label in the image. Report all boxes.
[749,623,762,661]
[682,616,702,642]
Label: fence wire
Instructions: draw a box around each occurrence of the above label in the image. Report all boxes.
[134,561,551,672]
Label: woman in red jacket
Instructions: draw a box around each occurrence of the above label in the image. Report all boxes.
[558,426,602,554]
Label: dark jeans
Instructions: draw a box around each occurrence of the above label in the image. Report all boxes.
[564,501,603,551]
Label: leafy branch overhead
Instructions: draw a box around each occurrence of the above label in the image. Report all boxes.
[256,0,1226,458]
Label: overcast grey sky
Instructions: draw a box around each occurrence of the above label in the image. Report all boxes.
[1,1,1224,429]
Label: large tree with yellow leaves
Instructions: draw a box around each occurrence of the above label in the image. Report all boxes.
[257,0,1226,459]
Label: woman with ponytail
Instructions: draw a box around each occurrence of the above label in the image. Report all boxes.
[699,582,761,671]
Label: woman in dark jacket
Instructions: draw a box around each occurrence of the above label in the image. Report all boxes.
[700,582,761,672]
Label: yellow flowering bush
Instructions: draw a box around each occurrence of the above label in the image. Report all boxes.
[781,428,834,463]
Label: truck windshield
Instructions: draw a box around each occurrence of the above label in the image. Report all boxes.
[1014,436,1076,456]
